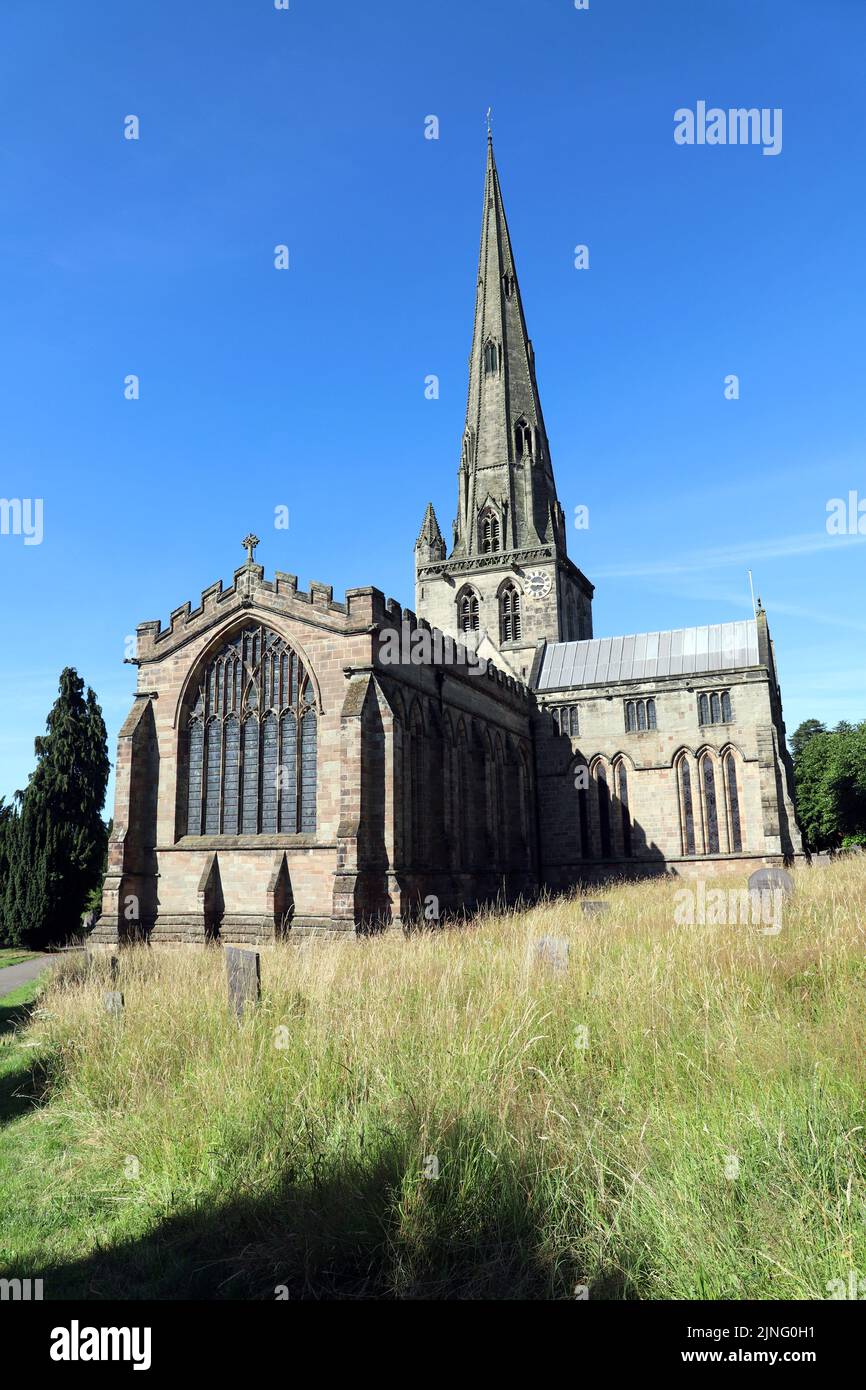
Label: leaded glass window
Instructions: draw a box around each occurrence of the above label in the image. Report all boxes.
[625,698,657,732]
[725,753,742,852]
[597,764,612,858]
[184,624,317,836]
[617,762,632,857]
[699,690,732,726]
[680,759,696,855]
[703,755,720,853]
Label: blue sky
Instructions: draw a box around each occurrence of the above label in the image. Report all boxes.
[1,0,864,811]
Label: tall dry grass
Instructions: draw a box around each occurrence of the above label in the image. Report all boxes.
[16,858,866,1298]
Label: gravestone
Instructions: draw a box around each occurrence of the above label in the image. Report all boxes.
[581,900,609,917]
[225,946,261,1018]
[748,866,794,898]
[534,936,570,974]
[103,991,124,1015]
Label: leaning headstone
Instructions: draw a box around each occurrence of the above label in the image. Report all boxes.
[748,866,794,898]
[103,991,124,1015]
[109,955,120,981]
[534,936,570,974]
[226,946,261,1018]
[581,900,609,917]
[811,853,832,867]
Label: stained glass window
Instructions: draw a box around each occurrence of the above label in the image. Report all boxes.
[681,759,696,855]
[725,754,742,852]
[597,765,612,858]
[184,624,317,837]
[703,755,720,853]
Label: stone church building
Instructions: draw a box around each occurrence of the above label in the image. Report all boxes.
[95,136,802,945]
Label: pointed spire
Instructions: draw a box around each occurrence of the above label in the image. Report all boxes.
[452,134,563,558]
[415,502,446,563]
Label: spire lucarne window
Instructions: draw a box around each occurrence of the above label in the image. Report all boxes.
[184,624,317,836]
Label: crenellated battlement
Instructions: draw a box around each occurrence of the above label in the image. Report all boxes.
[136,559,355,658]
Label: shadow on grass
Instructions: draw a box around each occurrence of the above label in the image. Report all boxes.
[0,1000,53,1127]
[2,1119,642,1301]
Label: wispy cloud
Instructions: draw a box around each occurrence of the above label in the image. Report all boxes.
[592,531,866,580]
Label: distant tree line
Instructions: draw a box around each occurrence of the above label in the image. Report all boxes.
[0,668,109,949]
[790,719,866,852]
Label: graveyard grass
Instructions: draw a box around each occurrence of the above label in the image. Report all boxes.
[1,859,865,1300]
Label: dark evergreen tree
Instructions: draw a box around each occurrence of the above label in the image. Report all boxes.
[5,669,109,948]
[0,798,19,946]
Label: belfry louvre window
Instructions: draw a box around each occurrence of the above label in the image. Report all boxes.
[459,591,480,633]
[184,624,317,837]
[625,698,657,732]
[698,689,733,725]
[500,584,521,642]
[480,511,500,554]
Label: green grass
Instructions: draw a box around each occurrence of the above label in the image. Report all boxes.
[0,949,41,969]
[1,860,865,1300]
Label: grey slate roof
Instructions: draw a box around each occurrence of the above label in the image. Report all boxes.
[536,620,760,691]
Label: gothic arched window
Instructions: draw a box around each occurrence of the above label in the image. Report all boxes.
[597,763,612,858]
[646,698,657,730]
[578,772,590,858]
[721,690,733,723]
[483,339,498,374]
[515,418,533,458]
[725,752,743,852]
[702,754,720,853]
[479,510,500,554]
[458,590,480,633]
[500,584,521,642]
[184,624,317,837]
[678,757,696,855]
[616,761,632,857]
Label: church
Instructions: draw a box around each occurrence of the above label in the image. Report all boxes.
[94,136,803,945]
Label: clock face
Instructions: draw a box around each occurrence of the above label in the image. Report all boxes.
[525,569,551,599]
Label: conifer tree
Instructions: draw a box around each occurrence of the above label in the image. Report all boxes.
[5,669,109,948]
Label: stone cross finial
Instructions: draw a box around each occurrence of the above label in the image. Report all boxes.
[242,533,260,564]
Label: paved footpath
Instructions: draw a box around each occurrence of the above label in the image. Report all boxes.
[0,954,53,996]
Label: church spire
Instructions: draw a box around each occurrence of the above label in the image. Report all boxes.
[452,134,565,560]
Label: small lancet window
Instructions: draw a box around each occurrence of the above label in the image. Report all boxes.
[500,584,521,642]
[479,510,500,554]
[483,339,498,374]
[459,591,479,633]
[515,418,533,459]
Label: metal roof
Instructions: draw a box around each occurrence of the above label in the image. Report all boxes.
[536,620,760,691]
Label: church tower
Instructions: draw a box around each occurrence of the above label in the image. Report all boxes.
[415,132,594,681]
